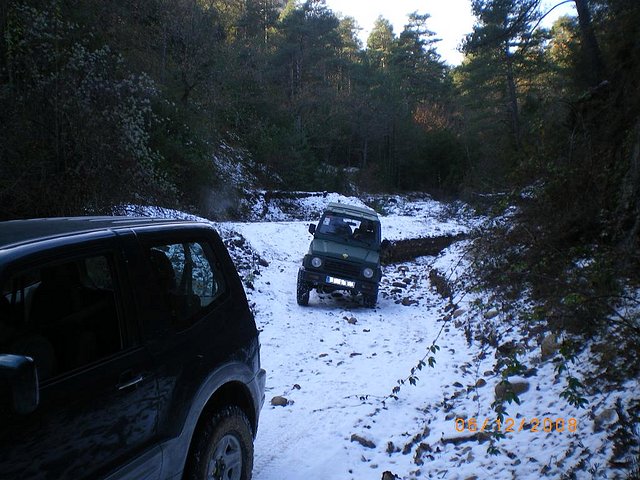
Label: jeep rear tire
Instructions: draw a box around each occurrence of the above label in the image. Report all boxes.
[186,406,254,480]
[296,270,311,306]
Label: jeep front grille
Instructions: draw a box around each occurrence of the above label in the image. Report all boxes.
[324,259,361,278]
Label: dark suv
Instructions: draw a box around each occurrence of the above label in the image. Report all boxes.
[297,203,385,308]
[0,217,265,480]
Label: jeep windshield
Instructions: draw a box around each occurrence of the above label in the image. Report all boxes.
[315,213,381,248]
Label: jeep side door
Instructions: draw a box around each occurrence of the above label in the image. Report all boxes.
[0,237,161,479]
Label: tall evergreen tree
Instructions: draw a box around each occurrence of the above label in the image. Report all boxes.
[463,0,543,151]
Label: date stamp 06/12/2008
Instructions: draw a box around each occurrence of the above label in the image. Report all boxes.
[454,417,578,433]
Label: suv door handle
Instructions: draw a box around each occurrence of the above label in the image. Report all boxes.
[117,374,144,391]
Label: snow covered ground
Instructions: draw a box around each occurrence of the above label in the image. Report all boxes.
[221,194,638,480]
[131,193,638,479]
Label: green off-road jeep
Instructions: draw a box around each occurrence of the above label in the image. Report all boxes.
[297,202,387,308]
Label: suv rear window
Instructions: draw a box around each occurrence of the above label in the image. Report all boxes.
[147,241,225,330]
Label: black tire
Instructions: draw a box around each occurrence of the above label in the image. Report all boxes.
[296,269,311,306]
[362,291,378,308]
[186,406,254,480]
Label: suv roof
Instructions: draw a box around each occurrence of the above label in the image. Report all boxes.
[0,216,199,250]
[325,202,379,222]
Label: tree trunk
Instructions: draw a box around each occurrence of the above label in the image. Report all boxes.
[362,138,368,168]
[617,121,640,250]
[504,47,522,151]
[574,0,605,86]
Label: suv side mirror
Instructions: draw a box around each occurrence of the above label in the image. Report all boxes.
[308,224,316,235]
[0,354,39,415]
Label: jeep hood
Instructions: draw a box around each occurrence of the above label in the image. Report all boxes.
[309,238,380,264]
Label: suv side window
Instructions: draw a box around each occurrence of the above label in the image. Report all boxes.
[147,241,225,330]
[0,253,124,380]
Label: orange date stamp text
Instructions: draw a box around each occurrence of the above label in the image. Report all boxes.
[454,417,578,433]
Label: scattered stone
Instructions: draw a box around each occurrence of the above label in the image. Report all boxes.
[475,378,487,388]
[453,308,466,318]
[351,434,376,449]
[413,443,433,466]
[429,269,452,298]
[350,352,362,357]
[392,282,407,288]
[593,408,617,432]
[494,381,530,401]
[402,426,431,455]
[382,471,399,480]
[541,333,560,360]
[497,341,518,357]
[257,257,269,267]
[523,367,538,378]
[293,384,301,390]
[442,432,490,445]
[484,370,494,377]
[270,396,288,407]
[347,316,358,325]
[484,309,499,319]
[401,297,418,306]
[453,382,463,388]
[319,353,328,358]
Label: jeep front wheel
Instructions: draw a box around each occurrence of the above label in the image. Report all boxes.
[362,291,378,308]
[296,269,311,306]
[186,406,254,480]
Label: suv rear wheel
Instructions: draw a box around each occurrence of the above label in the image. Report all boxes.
[186,406,254,480]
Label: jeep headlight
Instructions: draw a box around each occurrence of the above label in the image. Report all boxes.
[363,267,374,279]
[311,257,323,268]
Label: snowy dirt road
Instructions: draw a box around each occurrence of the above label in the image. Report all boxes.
[224,199,494,480]
[231,223,465,479]
[220,195,637,480]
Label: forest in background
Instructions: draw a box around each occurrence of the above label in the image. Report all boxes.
[1,0,640,471]
[0,0,634,215]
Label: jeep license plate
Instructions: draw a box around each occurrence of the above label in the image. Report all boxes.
[326,276,355,288]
